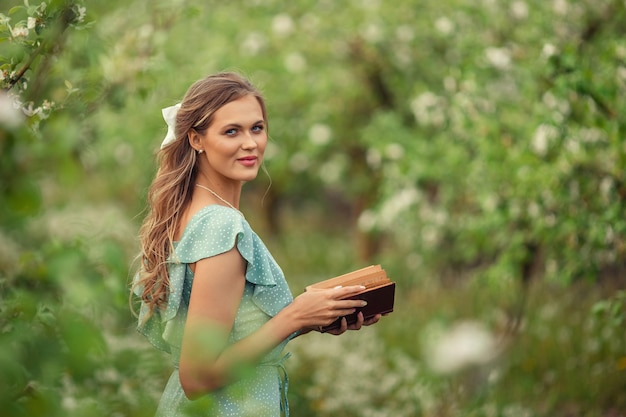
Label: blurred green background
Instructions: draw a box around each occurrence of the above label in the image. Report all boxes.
[1,0,625,416]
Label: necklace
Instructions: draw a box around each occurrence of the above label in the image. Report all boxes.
[195,184,244,218]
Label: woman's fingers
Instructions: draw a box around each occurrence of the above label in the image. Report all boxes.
[298,284,372,330]
[339,317,348,332]
[328,312,383,332]
[333,307,358,317]
[324,317,348,335]
[347,311,364,331]
[327,298,365,320]
[335,298,367,309]
[333,317,348,334]
[363,313,381,326]
[333,285,366,298]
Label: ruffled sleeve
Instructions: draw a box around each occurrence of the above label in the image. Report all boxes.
[135,205,292,356]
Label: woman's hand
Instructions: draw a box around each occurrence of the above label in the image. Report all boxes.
[282,285,385,336]
[324,312,382,335]
[283,285,368,332]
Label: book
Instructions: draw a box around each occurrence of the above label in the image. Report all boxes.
[307,265,396,332]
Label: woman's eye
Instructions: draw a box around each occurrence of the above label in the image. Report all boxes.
[252,125,264,133]
[225,128,237,136]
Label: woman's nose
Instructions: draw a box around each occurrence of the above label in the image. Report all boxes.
[241,132,258,149]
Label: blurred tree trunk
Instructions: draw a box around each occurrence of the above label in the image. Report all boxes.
[345,38,394,263]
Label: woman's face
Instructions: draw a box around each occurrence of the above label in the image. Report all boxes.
[193,94,267,185]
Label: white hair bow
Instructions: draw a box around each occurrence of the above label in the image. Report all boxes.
[160,103,181,149]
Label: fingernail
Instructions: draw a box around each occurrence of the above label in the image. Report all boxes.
[334,285,343,289]
[361,301,368,307]
[359,285,366,289]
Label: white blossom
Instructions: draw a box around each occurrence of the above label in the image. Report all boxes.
[365,148,382,169]
[62,395,78,411]
[481,194,498,213]
[240,32,266,56]
[11,26,29,38]
[410,92,446,126]
[422,225,439,246]
[288,152,310,173]
[443,76,457,92]
[272,14,294,36]
[284,52,306,73]
[553,0,568,15]
[542,91,570,119]
[358,0,381,10]
[527,201,541,218]
[74,6,87,23]
[600,177,614,201]
[424,321,498,374]
[21,101,42,117]
[360,23,383,43]
[510,1,529,19]
[137,23,153,40]
[0,92,25,128]
[357,209,378,232]
[562,135,582,155]
[434,17,454,35]
[27,17,37,29]
[378,187,419,228]
[485,47,512,70]
[531,124,558,156]
[318,156,345,184]
[308,123,332,145]
[541,43,557,59]
[384,143,404,160]
[578,127,605,143]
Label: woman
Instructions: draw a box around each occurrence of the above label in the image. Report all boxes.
[132,72,380,417]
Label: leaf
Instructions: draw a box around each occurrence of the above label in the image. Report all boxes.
[8,6,24,16]
[63,79,79,95]
[6,179,41,218]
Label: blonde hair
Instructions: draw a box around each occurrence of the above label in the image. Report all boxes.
[134,72,267,316]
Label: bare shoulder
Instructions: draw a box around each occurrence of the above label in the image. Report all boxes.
[175,194,216,240]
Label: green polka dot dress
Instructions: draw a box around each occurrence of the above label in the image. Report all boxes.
[135,205,295,416]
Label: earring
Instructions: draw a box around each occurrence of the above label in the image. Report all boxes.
[198,149,204,154]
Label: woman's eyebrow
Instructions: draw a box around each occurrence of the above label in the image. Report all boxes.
[221,120,265,128]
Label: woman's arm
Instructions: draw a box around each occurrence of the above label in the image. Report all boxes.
[178,246,367,398]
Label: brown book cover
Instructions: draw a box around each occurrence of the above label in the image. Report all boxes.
[307,265,395,332]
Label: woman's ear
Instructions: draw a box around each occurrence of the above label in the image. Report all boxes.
[188,129,202,152]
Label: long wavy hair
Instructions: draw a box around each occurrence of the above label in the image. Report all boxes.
[134,72,267,317]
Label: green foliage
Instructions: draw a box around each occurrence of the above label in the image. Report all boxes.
[1,0,625,416]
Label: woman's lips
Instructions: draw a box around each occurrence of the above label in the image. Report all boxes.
[237,156,257,167]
